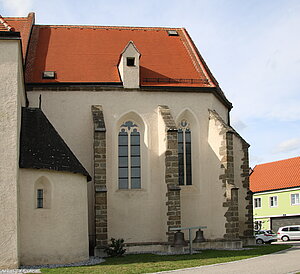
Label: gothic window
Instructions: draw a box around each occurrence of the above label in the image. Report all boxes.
[178,119,192,185]
[118,121,141,189]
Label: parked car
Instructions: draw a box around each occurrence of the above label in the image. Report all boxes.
[255,230,277,244]
[277,225,300,241]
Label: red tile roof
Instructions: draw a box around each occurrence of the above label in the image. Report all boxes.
[3,13,35,58]
[25,25,218,87]
[250,157,300,193]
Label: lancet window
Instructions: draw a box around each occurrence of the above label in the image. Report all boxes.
[118,121,141,189]
[178,119,192,185]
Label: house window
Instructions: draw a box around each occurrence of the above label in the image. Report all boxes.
[254,197,261,208]
[254,220,262,231]
[118,121,141,189]
[291,193,300,205]
[269,196,278,207]
[178,119,192,185]
[127,57,135,66]
[37,189,44,208]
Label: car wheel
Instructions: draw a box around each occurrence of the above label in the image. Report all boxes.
[281,236,289,242]
[256,238,264,245]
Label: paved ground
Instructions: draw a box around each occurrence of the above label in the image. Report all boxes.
[155,242,300,274]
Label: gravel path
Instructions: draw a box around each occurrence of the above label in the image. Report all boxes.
[0,257,104,274]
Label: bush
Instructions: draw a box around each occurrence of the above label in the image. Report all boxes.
[105,238,126,257]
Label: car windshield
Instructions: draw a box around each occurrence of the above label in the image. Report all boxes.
[265,230,275,234]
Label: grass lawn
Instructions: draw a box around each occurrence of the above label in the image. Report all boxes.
[41,244,291,274]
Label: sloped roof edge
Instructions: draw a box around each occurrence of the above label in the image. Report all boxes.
[20,107,91,181]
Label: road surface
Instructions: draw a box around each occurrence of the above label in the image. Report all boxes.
[155,242,300,274]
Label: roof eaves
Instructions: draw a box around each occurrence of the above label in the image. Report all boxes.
[252,185,300,194]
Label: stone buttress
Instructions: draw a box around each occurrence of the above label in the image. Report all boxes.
[159,105,182,243]
[91,105,108,252]
[209,109,253,241]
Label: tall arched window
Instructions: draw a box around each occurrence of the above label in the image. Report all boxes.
[178,120,192,185]
[118,121,141,189]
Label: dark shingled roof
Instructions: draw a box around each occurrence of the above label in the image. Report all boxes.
[20,107,91,181]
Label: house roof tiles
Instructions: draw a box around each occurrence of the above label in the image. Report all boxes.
[25,24,217,87]
[250,156,300,193]
[2,12,231,104]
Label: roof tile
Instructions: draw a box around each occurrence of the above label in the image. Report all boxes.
[250,157,300,192]
[25,25,217,87]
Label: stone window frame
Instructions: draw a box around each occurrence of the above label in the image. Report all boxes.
[269,195,278,208]
[291,193,300,206]
[254,197,261,208]
[178,119,192,186]
[118,120,141,189]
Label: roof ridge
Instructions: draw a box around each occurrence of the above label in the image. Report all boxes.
[2,16,29,19]
[35,24,182,31]
[0,15,15,31]
[255,156,300,167]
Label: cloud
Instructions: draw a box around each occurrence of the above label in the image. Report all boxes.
[0,0,34,16]
[206,1,300,123]
[273,138,300,154]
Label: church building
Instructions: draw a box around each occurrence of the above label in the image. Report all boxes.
[0,13,253,268]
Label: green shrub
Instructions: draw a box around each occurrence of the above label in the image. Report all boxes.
[105,238,126,257]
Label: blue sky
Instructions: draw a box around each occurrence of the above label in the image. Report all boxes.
[1,0,300,167]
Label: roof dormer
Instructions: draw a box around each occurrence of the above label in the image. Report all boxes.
[118,41,141,89]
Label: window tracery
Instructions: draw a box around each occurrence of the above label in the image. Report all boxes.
[178,119,192,185]
[118,121,141,189]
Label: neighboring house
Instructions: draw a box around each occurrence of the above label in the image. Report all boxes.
[0,12,253,269]
[250,157,300,232]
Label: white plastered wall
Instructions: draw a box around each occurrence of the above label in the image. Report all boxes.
[0,38,26,268]
[19,169,89,265]
[27,90,229,242]
[118,41,140,89]
[207,114,228,239]
[233,134,248,236]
